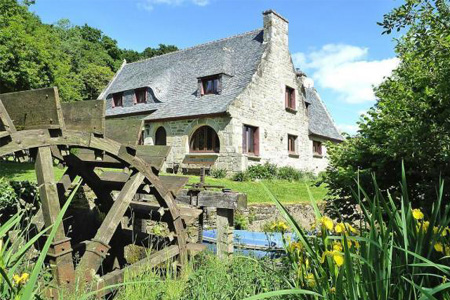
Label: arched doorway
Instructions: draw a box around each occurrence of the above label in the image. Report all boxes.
[155,127,167,145]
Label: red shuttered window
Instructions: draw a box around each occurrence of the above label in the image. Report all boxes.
[112,92,123,108]
[243,125,259,156]
[288,134,297,154]
[285,86,295,110]
[135,88,147,104]
[313,141,323,156]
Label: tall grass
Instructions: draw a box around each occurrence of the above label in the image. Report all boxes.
[0,178,82,299]
[248,165,450,299]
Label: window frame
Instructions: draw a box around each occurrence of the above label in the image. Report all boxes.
[199,75,221,96]
[285,86,296,110]
[190,126,220,153]
[135,88,147,104]
[243,125,260,156]
[288,134,297,154]
[112,92,123,108]
[313,141,323,156]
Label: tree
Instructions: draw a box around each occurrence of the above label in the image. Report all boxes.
[324,0,450,210]
[0,0,179,101]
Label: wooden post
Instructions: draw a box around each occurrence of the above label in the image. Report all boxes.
[35,146,75,285]
[216,208,234,258]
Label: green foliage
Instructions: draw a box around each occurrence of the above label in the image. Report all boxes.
[247,162,278,180]
[0,179,81,299]
[0,178,17,218]
[234,210,249,230]
[253,169,450,299]
[324,0,450,209]
[232,171,250,182]
[209,167,227,179]
[0,1,178,101]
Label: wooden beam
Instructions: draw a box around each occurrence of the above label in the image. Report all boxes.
[177,190,247,210]
[35,146,75,285]
[0,99,16,134]
[77,172,145,281]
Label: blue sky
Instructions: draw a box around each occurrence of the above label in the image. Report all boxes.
[31,0,402,134]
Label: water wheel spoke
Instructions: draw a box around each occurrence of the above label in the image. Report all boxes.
[35,146,75,285]
[77,171,145,281]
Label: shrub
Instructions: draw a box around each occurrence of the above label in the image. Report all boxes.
[234,210,249,230]
[232,171,249,182]
[277,166,302,181]
[210,168,227,179]
[0,178,18,219]
[251,166,450,299]
[247,162,277,180]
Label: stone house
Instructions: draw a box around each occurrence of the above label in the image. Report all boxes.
[98,10,343,174]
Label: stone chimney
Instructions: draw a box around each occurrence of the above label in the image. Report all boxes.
[263,10,289,46]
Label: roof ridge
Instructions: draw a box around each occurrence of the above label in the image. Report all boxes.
[125,28,263,66]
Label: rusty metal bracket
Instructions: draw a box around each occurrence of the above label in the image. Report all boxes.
[84,239,111,259]
[46,237,73,259]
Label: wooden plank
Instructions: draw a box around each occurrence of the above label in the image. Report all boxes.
[105,117,143,146]
[0,87,64,130]
[35,146,75,285]
[61,100,105,135]
[182,154,218,166]
[177,190,247,210]
[100,172,188,196]
[129,201,202,224]
[77,172,145,280]
[75,147,168,170]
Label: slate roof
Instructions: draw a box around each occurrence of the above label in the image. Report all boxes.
[101,29,266,120]
[306,87,344,141]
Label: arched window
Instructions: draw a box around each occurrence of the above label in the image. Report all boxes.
[190,126,220,153]
[155,127,167,145]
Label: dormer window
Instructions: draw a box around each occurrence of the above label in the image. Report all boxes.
[135,88,147,104]
[199,75,221,96]
[112,92,123,108]
[285,86,296,110]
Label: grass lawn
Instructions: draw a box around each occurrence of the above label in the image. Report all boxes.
[0,161,66,182]
[182,174,327,204]
[0,161,328,204]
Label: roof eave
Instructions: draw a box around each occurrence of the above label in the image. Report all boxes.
[145,111,229,123]
[309,131,344,143]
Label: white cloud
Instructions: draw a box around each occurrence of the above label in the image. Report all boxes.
[337,123,360,135]
[293,44,399,104]
[138,0,209,11]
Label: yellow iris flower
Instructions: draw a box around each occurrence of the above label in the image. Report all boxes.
[13,273,29,285]
[320,216,334,231]
[412,209,424,220]
[434,242,444,253]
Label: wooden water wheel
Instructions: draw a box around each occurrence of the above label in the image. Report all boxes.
[0,87,204,296]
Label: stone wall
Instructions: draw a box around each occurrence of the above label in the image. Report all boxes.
[200,203,325,232]
[226,11,312,172]
[144,116,243,173]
